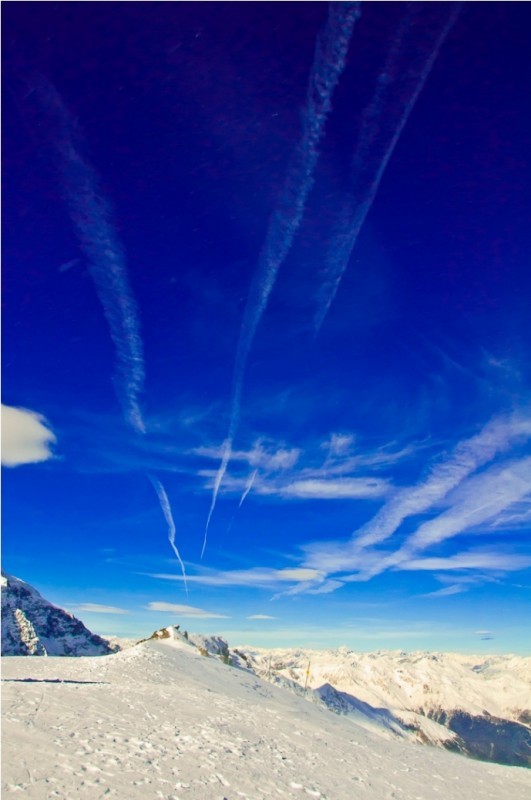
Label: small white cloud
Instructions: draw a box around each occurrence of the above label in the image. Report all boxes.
[147,601,228,619]
[419,584,466,598]
[265,447,301,471]
[247,614,277,620]
[281,477,389,499]
[475,629,493,636]
[307,579,344,594]
[272,577,344,600]
[1,404,56,467]
[277,568,320,581]
[324,433,355,456]
[73,603,129,615]
[401,551,531,572]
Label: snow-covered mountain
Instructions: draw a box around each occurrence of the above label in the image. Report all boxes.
[239,645,531,768]
[2,569,529,773]
[3,627,531,800]
[135,629,531,768]
[1,572,115,656]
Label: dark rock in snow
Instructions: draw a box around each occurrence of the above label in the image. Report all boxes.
[425,707,531,768]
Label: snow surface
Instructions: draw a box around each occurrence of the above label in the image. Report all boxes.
[2,631,531,799]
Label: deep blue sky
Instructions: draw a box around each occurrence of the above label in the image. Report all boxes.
[3,2,531,652]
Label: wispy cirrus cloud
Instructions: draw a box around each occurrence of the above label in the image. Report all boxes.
[296,412,531,594]
[148,563,348,602]
[194,432,413,504]
[147,602,229,619]
[489,499,531,531]
[69,415,414,502]
[1,405,56,467]
[272,577,344,600]
[401,550,531,573]
[194,441,301,473]
[352,413,531,553]
[196,434,417,477]
[148,566,322,590]
[413,572,500,599]
[322,433,356,458]
[374,457,531,576]
[279,477,389,500]
[202,473,389,502]
[419,584,466,598]
[247,614,277,620]
[72,603,129,614]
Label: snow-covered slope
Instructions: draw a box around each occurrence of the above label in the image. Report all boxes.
[240,646,531,767]
[1,572,114,656]
[2,628,531,800]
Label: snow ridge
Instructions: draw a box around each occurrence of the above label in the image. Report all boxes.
[2,632,531,799]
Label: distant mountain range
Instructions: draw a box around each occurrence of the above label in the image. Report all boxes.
[114,626,531,767]
[238,645,531,768]
[138,627,531,768]
[1,572,115,656]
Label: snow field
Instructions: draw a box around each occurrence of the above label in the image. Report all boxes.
[2,637,531,800]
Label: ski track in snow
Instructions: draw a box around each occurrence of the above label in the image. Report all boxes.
[2,638,531,800]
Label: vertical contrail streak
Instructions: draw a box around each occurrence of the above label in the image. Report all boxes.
[32,77,146,434]
[203,2,361,553]
[314,3,461,331]
[239,468,258,508]
[226,469,259,536]
[148,474,188,593]
[30,77,186,577]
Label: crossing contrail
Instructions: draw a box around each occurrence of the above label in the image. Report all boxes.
[203,1,361,554]
[314,3,461,331]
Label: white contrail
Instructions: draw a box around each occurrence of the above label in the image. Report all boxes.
[314,3,461,331]
[203,1,360,553]
[202,436,234,557]
[225,469,259,536]
[33,76,146,433]
[239,468,258,508]
[148,474,188,593]
[31,78,189,575]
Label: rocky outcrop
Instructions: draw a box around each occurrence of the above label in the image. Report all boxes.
[1,572,115,656]
[424,707,531,768]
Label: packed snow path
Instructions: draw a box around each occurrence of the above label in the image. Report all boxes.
[2,638,530,800]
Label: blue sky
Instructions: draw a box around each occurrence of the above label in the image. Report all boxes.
[3,2,531,653]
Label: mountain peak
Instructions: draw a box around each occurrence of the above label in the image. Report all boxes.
[1,571,114,657]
